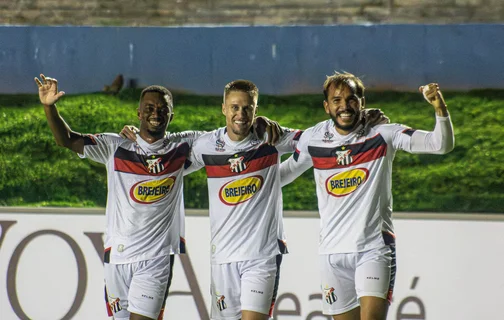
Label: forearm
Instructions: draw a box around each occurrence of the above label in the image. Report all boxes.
[411,115,454,154]
[280,155,312,187]
[434,103,449,117]
[43,104,83,153]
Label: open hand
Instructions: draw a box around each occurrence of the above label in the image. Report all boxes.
[364,108,390,127]
[34,74,65,106]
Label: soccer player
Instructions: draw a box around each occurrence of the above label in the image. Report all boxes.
[279,72,455,320]
[182,80,304,320]
[35,74,200,320]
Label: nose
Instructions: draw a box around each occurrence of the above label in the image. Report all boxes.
[150,108,161,117]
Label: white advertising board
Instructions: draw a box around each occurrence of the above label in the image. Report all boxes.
[1,211,503,319]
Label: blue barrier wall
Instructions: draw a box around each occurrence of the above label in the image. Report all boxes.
[1,24,503,95]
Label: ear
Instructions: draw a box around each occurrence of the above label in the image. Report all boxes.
[222,103,226,115]
[169,113,174,123]
[323,100,330,115]
[137,108,141,120]
[361,97,366,109]
[254,105,258,116]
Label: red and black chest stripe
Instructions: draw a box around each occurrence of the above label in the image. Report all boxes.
[308,134,387,170]
[203,144,278,178]
[114,143,190,175]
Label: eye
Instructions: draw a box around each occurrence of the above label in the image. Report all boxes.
[347,97,359,106]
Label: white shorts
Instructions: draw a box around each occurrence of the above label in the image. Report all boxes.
[104,254,174,320]
[211,255,282,320]
[320,239,396,315]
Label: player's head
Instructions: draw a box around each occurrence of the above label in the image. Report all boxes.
[323,72,366,135]
[138,85,174,140]
[222,80,259,141]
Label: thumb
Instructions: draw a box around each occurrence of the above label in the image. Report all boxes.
[56,91,65,99]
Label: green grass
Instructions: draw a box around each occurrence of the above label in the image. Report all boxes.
[1,89,503,213]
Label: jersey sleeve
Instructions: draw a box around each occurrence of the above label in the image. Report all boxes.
[274,127,304,155]
[168,130,206,147]
[79,133,123,164]
[385,115,455,154]
[183,134,206,176]
[280,128,314,187]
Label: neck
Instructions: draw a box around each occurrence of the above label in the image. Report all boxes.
[139,130,165,144]
[226,128,250,142]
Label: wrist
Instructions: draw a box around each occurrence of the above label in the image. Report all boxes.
[434,105,448,117]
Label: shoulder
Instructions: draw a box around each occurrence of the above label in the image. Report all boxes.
[374,123,411,134]
[371,123,413,140]
[167,130,206,144]
[84,133,124,145]
[192,128,222,148]
[301,120,328,139]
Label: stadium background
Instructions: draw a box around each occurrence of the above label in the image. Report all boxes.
[1,1,504,319]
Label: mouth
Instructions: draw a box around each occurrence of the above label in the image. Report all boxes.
[148,118,165,128]
[337,111,355,121]
[233,119,249,127]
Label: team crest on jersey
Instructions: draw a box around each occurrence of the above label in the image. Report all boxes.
[335,147,353,166]
[146,156,165,174]
[228,155,247,173]
[323,131,334,143]
[215,139,226,152]
[323,287,337,305]
[216,294,227,311]
[108,296,123,314]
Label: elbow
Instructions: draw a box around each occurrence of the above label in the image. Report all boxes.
[437,139,455,155]
[54,137,67,148]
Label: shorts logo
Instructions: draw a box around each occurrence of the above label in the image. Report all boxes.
[216,295,227,311]
[146,156,165,174]
[130,176,176,204]
[108,296,123,314]
[219,175,263,205]
[228,155,247,173]
[323,287,337,305]
[326,168,368,197]
[335,147,353,165]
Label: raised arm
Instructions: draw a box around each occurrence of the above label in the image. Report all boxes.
[410,83,454,154]
[35,74,84,154]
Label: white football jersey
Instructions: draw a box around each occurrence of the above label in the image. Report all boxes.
[281,116,454,254]
[81,131,201,264]
[186,128,302,264]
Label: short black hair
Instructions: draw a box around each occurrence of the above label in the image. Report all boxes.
[140,85,173,106]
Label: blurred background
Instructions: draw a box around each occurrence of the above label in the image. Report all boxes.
[1,1,503,319]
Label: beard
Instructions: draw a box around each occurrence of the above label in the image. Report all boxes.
[330,110,362,132]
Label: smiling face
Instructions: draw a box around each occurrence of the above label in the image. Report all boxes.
[138,91,173,141]
[222,90,257,141]
[323,82,365,135]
